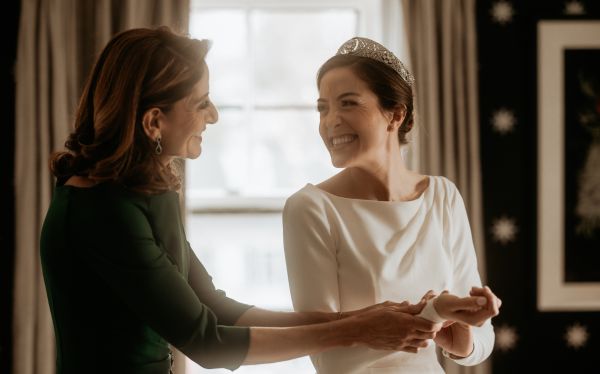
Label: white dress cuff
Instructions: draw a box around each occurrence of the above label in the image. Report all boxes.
[417,298,445,323]
[442,343,476,363]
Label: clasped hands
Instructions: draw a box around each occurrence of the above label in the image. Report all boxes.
[351,286,501,356]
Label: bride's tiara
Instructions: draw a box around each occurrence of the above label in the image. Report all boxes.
[336,37,415,87]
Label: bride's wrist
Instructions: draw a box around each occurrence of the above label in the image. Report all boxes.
[418,298,445,323]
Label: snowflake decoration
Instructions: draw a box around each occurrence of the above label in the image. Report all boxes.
[579,112,594,125]
[496,324,518,351]
[490,1,515,25]
[565,322,589,349]
[564,0,586,15]
[491,216,518,244]
[491,108,517,134]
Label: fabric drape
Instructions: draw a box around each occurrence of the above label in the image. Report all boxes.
[14,1,189,373]
[392,0,490,373]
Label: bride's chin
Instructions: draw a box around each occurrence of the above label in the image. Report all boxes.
[331,159,348,168]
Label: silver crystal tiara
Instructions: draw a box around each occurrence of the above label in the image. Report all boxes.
[336,37,415,87]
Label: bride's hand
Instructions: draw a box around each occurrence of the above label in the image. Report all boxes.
[418,290,454,328]
[434,287,501,327]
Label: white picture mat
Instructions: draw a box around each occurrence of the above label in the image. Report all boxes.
[537,21,600,311]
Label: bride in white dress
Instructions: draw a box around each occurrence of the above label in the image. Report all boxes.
[283,37,500,374]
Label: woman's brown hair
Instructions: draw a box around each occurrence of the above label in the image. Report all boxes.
[316,55,414,145]
[51,26,210,193]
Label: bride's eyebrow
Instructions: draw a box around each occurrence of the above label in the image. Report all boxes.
[317,92,360,102]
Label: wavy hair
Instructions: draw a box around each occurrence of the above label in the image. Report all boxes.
[51,26,210,193]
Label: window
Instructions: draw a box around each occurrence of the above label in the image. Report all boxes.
[186,1,381,373]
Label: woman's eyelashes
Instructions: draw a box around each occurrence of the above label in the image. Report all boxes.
[197,100,210,110]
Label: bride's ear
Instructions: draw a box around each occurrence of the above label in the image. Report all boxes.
[386,105,407,132]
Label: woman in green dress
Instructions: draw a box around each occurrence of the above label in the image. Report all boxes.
[40,27,495,374]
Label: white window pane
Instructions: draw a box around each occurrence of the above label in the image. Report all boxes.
[187,214,289,308]
[252,10,357,105]
[185,213,315,374]
[186,110,248,198]
[247,109,336,196]
[189,11,249,105]
[186,6,360,374]
[187,109,337,200]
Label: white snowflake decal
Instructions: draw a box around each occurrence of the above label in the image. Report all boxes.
[564,0,586,15]
[490,1,515,25]
[491,108,517,134]
[565,322,589,349]
[491,216,518,244]
[496,324,518,351]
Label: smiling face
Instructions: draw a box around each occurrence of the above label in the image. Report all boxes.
[157,65,218,160]
[317,66,395,168]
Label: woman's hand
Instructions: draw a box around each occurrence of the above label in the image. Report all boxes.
[434,286,501,327]
[352,301,441,353]
[433,321,473,358]
[342,300,410,318]
[243,301,441,365]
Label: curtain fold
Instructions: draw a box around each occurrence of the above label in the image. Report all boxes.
[395,0,489,373]
[14,1,190,373]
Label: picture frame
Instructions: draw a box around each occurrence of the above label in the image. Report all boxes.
[537,20,600,311]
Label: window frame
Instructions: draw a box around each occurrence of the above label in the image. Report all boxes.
[187,0,382,212]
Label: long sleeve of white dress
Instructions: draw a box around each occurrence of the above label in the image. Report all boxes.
[283,189,340,313]
[442,182,495,366]
[283,176,494,373]
[282,189,342,372]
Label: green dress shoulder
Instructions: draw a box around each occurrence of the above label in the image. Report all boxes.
[40,182,252,374]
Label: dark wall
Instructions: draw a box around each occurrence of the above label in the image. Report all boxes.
[477,0,600,371]
[2,1,20,374]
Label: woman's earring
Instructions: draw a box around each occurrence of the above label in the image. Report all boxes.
[155,136,162,155]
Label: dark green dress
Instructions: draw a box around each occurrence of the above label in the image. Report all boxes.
[40,182,252,374]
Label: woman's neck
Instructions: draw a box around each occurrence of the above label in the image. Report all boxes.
[346,161,417,202]
[64,175,98,188]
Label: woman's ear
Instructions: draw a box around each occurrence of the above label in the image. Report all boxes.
[141,108,163,139]
[386,105,407,132]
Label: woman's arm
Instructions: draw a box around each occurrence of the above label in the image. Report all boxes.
[79,200,250,370]
[235,306,337,327]
[187,246,253,325]
[242,303,439,365]
[234,300,414,327]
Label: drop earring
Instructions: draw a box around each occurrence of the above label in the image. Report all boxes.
[155,136,162,155]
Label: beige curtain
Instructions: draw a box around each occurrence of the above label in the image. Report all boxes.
[391,0,489,373]
[14,1,189,374]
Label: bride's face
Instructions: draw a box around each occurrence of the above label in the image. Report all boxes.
[317,67,394,168]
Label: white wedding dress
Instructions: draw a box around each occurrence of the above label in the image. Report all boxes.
[283,176,494,374]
